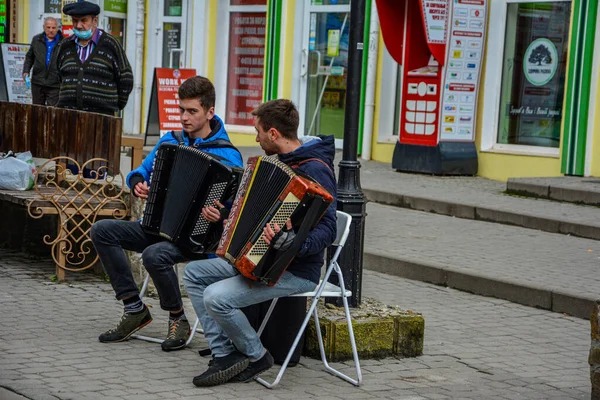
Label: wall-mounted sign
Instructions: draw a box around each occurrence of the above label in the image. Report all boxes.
[440,0,486,141]
[225,12,266,125]
[524,38,558,87]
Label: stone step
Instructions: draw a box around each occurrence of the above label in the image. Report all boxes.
[363,202,599,320]
[507,176,600,206]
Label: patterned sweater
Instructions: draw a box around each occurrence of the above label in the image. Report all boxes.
[56,30,133,115]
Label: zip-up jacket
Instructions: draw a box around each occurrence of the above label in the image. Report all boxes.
[278,135,338,284]
[126,115,243,189]
[23,32,64,88]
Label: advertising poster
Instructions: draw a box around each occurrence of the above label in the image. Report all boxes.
[145,68,196,141]
[440,0,486,141]
[0,43,32,103]
[420,0,449,63]
[225,12,266,125]
[61,0,77,37]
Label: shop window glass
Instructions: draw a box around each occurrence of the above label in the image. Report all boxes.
[162,22,182,68]
[311,0,350,5]
[107,17,126,47]
[225,11,266,125]
[497,2,571,148]
[230,0,266,5]
[164,0,182,16]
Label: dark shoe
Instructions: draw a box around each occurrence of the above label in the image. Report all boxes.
[98,307,152,343]
[161,318,191,352]
[192,351,249,387]
[229,350,274,383]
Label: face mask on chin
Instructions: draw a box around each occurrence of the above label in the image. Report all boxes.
[73,28,93,40]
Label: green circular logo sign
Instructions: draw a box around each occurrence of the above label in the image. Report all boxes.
[524,38,558,86]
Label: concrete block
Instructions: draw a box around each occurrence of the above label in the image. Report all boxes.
[304,300,424,362]
[475,207,560,234]
[549,186,600,206]
[445,270,552,310]
[506,180,549,199]
[363,189,404,208]
[552,291,595,320]
[558,221,600,241]
[403,196,475,219]
[364,252,447,286]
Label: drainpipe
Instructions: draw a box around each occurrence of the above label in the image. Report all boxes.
[360,1,379,161]
[132,0,145,135]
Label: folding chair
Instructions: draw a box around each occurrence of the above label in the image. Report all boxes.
[131,264,203,345]
[255,210,362,388]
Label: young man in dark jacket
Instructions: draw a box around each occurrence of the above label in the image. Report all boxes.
[90,76,243,352]
[22,17,63,106]
[183,99,337,387]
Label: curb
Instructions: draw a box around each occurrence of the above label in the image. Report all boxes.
[364,251,595,320]
[507,179,600,207]
[363,188,600,241]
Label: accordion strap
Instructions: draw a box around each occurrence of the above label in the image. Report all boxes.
[290,158,334,177]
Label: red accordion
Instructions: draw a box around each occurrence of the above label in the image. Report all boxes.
[216,156,333,285]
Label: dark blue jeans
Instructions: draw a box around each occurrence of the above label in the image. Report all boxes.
[90,219,188,311]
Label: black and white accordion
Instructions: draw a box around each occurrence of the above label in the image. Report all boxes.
[141,143,242,255]
[216,156,334,285]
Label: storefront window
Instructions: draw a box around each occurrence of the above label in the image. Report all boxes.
[164,0,182,17]
[107,17,126,47]
[497,2,571,148]
[162,22,182,68]
[225,9,266,125]
[44,0,61,13]
[311,0,350,5]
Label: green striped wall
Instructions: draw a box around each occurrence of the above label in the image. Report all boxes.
[562,0,598,175]
[263,0,282,101]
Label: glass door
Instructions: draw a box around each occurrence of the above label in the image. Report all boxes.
[300,1,350,148]
[159,0,188,68]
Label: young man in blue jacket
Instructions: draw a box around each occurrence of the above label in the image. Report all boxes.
[182,99,337,386]
[90,76,243,352]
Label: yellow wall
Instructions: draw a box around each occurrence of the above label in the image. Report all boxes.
[370,34,396,163]
[17,0,29,43]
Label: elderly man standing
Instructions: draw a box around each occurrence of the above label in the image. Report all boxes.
[55,1,133,115]
[22,17,63,106]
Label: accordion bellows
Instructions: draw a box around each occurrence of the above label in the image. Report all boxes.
[217,155,333,285]
[142,143,241,255]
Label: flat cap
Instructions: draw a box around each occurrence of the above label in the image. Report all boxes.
[63,1,101,16]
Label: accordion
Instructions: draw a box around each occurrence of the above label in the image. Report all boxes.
[217,156,334,285]
[141,143,241,255]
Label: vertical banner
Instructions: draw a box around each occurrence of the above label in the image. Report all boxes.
[440,0,486,141]
[419,0,449,64]
[145,68,196,143]
[0,43,32,103]
[226,12,266,125]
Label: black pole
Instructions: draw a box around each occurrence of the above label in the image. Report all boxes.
[327,0,367,308]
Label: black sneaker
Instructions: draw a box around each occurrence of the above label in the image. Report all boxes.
[192,351,249,387]
[229,350,274,383]
[161,318,191,352]
[98,307,152,343]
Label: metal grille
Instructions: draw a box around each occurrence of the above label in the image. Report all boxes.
[248,200,299,256]
[191,181,228,236]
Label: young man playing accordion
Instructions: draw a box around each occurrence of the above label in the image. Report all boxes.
[90,76,243,351]
[183,99,338,386]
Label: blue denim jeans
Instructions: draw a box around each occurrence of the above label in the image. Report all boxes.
[182,258,317,361]
[90,219,189,311]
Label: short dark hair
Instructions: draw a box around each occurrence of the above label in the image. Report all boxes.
[178,76,215,112]
[251,99,299,140]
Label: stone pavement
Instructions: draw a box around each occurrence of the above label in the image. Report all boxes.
[0,250,590,399]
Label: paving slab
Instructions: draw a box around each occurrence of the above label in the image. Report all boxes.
[364,202,599,319]
[0,250,590,399]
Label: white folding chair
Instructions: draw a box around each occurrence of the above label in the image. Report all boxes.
[131,264,203,345]
[255,210,362,388]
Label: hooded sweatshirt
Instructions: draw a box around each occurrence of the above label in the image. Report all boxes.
[278,135,338,284]
[126,114,243,189]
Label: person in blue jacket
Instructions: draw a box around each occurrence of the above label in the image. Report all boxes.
[90,76,243,352]
[182,99,337,387]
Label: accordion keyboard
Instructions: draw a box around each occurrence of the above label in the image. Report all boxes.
[191,181,229,236]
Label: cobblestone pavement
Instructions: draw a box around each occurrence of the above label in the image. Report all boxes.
[0,251,589,399]
[364,203,600,302]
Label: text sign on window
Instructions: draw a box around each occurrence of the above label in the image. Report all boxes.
[226,12,266,126]
[44,0,61,14]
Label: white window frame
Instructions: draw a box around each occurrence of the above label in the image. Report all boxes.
[480,0,569,158]
[215,2,268,133]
